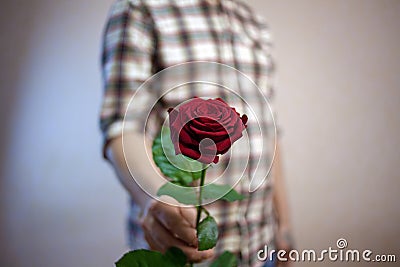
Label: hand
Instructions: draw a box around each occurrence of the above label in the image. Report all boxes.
[141,201,214,263]
[275,227,294,267]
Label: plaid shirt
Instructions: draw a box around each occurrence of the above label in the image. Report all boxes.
[100,0,279,266]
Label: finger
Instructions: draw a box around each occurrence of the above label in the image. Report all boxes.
[179,207,197,228]
[142,216,163,251]
[149,215,214,262]
[142,215,163,251]
[150,204,197,246]
[143,229,162,251]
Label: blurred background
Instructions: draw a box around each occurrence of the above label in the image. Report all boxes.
[0,0,399,266]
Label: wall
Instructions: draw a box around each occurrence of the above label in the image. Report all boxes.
[249,0,400,266]
[0,0,127,266]
[0,0,399,266]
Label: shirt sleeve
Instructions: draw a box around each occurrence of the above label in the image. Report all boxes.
[99,0,156,158]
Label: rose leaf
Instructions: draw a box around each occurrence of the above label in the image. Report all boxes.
[152,127,202,185]
[164,247,187,267]
[115,247,186,267]
[210,251,238,267]
[197,216,218,251]
[202,184,246,202]
[157,182,198,205]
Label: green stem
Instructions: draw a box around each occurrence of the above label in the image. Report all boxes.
[191,164,207,267]
[202,206,210,216]
[196,164,207,227]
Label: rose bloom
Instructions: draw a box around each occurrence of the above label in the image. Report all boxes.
[168,97,248,164]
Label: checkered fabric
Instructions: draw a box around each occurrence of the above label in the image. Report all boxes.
[100,0,279,266]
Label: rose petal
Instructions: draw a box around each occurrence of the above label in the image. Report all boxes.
[167,97,248,162]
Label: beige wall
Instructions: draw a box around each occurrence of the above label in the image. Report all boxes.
[0,0,127,266]
[249,0,400,266]
[0,0,399,266]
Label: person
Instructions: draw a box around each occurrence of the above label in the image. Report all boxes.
[99,0,293,266]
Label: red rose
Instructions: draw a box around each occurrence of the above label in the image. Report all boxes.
[168,97,248,164]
